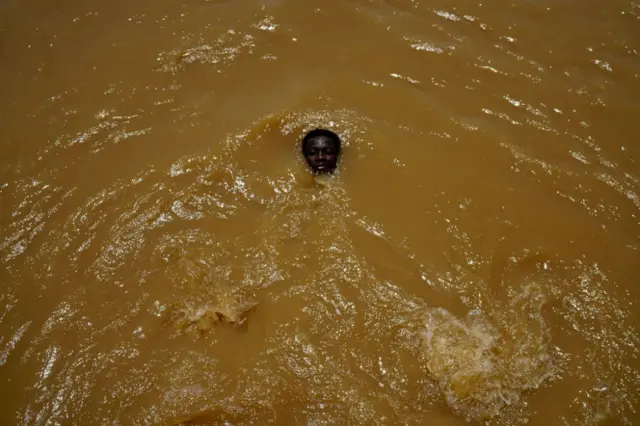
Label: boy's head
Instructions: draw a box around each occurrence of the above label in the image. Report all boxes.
[301,129,341,174]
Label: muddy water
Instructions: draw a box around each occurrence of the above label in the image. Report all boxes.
[1,0,639,424]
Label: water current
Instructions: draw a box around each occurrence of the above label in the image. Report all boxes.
[1,0,639,424]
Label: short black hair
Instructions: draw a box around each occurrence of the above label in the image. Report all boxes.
[302,128,342,153]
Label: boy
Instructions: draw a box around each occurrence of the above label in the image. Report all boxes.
[301,129,341,174]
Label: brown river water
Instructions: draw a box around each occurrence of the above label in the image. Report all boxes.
[1,0,639,425]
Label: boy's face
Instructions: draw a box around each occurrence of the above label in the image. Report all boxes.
[303,136,340,174]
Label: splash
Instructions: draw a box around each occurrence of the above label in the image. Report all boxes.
[168,296,257,335]
[421,284,555,421]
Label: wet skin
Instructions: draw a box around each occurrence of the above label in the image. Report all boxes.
[303,136,340,174]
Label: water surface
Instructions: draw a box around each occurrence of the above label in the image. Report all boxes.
[1,0,639,424]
